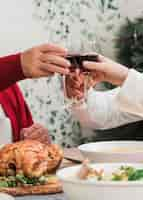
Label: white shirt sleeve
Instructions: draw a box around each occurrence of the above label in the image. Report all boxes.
[116,69,143,117]
[71,83,143,131]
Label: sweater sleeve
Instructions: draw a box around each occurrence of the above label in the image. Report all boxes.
[71,87,143,131]
[116,69,143,117]
[0,53,25,91]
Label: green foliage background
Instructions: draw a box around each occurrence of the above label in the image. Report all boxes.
[105,16,143,89]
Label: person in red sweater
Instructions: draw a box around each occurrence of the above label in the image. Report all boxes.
[0,43,70,91]
[0,83,52,144]
[0,43,71,144]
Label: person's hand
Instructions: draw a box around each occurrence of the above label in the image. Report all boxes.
[20,43,71,78]
[20,123,51,144]
[65,70,97,100]
[83,55,129,86]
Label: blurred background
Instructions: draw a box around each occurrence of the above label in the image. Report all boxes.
[0,0,143,147]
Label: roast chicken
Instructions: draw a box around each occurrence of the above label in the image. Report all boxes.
[0,140,63,178]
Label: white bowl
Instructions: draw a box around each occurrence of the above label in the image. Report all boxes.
[78,141,143,163]
[0,193,14,200]
[57,163,143,200]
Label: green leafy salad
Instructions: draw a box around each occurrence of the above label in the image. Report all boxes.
[111,166,143,181]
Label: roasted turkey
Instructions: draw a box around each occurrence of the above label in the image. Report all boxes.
[0,140,63,178]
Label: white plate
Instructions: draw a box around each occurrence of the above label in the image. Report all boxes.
[57,163,143,200]
[0,193,14,200]
[78,141,143,163]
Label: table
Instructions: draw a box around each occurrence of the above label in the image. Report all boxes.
[16,194,67,200]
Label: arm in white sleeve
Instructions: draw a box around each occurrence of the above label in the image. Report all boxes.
[71,86,143,130]
[116,69,143,117]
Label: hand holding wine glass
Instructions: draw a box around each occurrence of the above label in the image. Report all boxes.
[83,55,129,86]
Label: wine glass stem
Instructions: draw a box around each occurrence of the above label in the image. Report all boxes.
[84,74,89,103]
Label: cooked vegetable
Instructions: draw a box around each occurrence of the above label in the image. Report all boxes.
[16,174,47,185]
[0,173,58,188]
[7,180,17,187]
[112,166,143,181]
[16,174,28,184]
[45,175,58,183]
[0,181,9,187]
[38,176,46,184]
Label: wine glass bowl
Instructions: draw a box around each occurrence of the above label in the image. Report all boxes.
[62,38,100,109]
[63,53,99,108]
[66,53,99,73]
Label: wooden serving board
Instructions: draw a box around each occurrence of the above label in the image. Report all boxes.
[0,181,62,196]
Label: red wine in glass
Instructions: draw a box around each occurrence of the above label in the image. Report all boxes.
[66,53,99,73]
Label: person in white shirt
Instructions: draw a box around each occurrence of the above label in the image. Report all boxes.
[66,55,143,140]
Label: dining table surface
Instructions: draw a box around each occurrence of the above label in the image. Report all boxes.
[15,193,67,200]
[15,148,83,200]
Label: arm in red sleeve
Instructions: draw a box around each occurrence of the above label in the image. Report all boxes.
[0,84,33,142]
[0,53,25,91]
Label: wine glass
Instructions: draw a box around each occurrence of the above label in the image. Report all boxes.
[62,40,100,109]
